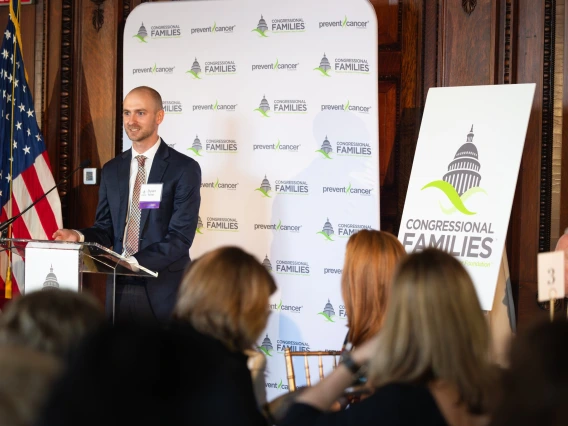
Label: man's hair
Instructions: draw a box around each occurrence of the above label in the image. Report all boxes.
[126,86,164,111]
[341,229,405,347]
[369,248,494,414]
[173,246,276,351]
[0,289,105,358]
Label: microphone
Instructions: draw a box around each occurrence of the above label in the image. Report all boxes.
[0,159,92,237]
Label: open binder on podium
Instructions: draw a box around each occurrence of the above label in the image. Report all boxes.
[0,238,157,322]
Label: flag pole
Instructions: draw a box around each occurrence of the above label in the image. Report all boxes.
[5,0,22,299]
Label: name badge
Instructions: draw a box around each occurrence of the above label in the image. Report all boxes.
[139,184,163,209]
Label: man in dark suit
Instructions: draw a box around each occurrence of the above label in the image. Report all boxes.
[53,86,201,324]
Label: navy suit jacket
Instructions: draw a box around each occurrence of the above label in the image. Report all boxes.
[81,140,201,321]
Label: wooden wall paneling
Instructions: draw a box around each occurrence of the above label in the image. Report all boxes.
[43,0,62,178]
[513,0,550,325]
[562,0,568,235]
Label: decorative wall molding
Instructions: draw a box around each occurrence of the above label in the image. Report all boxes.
[91,0,106,32]
[539,0,556,253]
[462,0,477,15]
[59,0,73,222]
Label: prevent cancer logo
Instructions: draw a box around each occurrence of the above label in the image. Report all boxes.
[314,53,332,77]
[317,218,335,241]
[255,175,271,198]
[421,126,487,215]
[318,299,336,322]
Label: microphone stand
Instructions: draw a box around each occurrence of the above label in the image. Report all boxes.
[0,159,91,239]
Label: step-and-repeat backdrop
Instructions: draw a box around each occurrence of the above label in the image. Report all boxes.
[124,0,379,400]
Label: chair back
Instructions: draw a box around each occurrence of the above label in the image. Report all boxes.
[284,348,341,392]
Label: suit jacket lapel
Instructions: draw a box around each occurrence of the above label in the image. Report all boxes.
[139,141,170,233]
[117,149,132,242]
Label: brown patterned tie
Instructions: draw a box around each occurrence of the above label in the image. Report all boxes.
[124,155,146,256]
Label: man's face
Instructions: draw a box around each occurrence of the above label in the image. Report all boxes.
[122,91,164,144]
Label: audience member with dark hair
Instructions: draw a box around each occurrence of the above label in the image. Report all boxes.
[281,248,498,426]
[489,319,568,426]
[0,346,61,426]
[0,289,105,358]
[341,229,405,348]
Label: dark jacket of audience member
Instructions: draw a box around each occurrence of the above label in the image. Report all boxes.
[36,321,267,426]
[0,289,104,358]
[489,319,568,426]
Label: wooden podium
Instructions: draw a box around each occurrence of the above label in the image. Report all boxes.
[0,238,157,322]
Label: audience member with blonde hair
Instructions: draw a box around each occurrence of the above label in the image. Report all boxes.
[341,229,405,348]
[281,248,497,426]
[0,289,105,359]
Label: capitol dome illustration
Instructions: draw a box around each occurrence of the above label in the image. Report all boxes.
[260,334,273,351]
[192,135,202,151]
[260,175,271,192]
[42,265,59,291]
[197,216,203,229]
[137,23,148,38]
[191,58,201,74]
[258,95,270,113]
[257,15,268,33]
[322,218,334,236]
[318,53,331,72]
[262,255,272,271]
[323,299,335,317]
[442,126,481,196]
[320,135,332,154]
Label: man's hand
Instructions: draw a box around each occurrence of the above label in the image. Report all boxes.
[52,229,80,242]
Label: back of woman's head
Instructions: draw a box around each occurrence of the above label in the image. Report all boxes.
[0,289,105,358]
[490,320,568,426]
[341,229,405,346]
[370,248,491,413]
[173,246,276,351]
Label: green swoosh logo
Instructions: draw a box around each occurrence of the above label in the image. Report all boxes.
[439,186,488,214]
[318,312,335,322]
[196,228,203,234]
[315,149,332,159]
[277,300,282,310]
[314,67,331,77]
[212,22,217,32]
[421,180,478,215]
[258,346,272,357]
[342,16,348,27]
[252,28,268,37]
[346,183,352,194]
[214,178,219,189]
[276,220,282,230]
[187,147,202,156]
[254,108,270,118]
[316,231,334,241]
[274,59,279,69]
[133,34,147,43]
[213,100,219,110]
[275,140,281,149]
[255,188,271,198]
[186,70,201,79]
[277,379,283,389]
[344,100,350,111]
[152,63,157,73]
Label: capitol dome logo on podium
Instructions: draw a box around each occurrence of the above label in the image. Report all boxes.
[254,95,271,117]
[421,126,487,215]
[317,218,335,241]
[258,334,274,356]
[318,299,336,322]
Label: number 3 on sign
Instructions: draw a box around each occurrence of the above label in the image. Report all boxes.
[538,251,565,302]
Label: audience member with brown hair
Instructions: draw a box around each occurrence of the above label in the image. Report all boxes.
[341,229,405,349]
[489,319,568,426]
[0,289,105,359]
[281,248,497,426]
[173,245,276,423]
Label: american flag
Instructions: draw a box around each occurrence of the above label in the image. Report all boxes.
[0,1,62,306]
